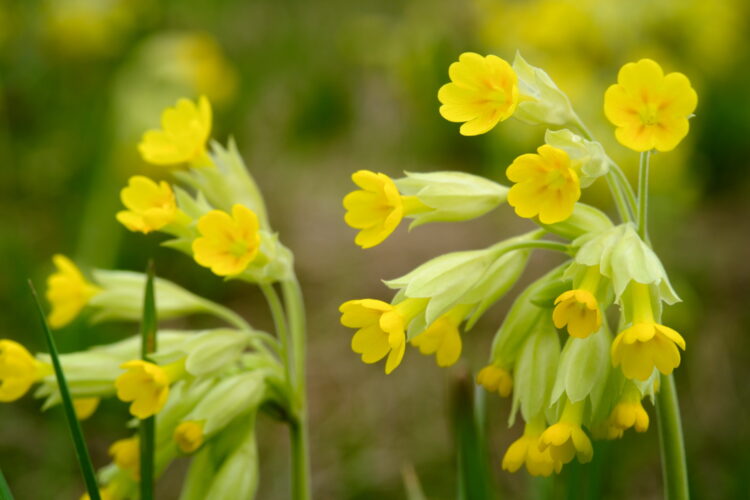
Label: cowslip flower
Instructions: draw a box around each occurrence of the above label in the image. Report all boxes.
[73,397,100,420]
[611,283,686,380]
[476,364,513,397]
[553,266,602,338]
[45,254,101,329]
[339,298,427,374]
[192,204,261,276]
[410,305,471,367]
[109,436,139,479]
[0,340,49,402]
[115,359,184,419]
[138,95,212,167]
[539,399,593,465]
[116,176,188,234]
[604,59,697,152]
[605,383,649,439]
[502,414,560,476]
[343,170,429,249]
[507,145,580,224]
[174,420,205,453]
[438,52,520,136]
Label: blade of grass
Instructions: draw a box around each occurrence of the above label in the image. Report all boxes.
[28,281,100,500]
[140,261,157,500]
[0,466,14,500]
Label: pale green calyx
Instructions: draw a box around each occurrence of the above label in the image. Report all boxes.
[544,129,609,188]
[394,171,508,228]
[235,231,294,284]
[512,52,576,127]
[539,203,613,240]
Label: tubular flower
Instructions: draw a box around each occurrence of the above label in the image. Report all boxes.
[438,52,520,136]
[507,145,580,224]
[115,359,184,419]
[45,254,101,329]
[138,95,212,167]
[611,283,686,381]
[604,59,697,152]
[0,340,49,402]
[192,204,262,276]
[116,176,188,234]
[606,383,649,439]
[539,399,593,465]
[343,170,428,249]
[553,266,602,338]
[73,397,100,420]
[410,305,471,367]
[174,420,205,453]
[502,414,561,476]
[109,436,139,480]
[476,364,513,397]
[339,298,427,374]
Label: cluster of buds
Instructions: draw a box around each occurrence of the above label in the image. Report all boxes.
[340,53,696,476]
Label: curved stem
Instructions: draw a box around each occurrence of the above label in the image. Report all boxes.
[656,374,690,500]
[202,299,281,357]
[637,151,651,239]
[260,284,291,383]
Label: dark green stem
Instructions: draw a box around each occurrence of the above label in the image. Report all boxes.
[656,374,690,500]
[139,262,157,500]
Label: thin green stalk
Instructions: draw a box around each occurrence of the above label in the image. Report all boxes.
[637,151,651,239]
[656,374,690,500]
[201,299,281,357]
[260,284,292,381]
[139,262,157,500]
[0,466,14,500]
[28,282,100,500]
[605,170,634,223]
[497,239,573,255]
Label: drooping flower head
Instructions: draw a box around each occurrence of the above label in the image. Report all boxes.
[438,52,520,136]
[502,414,561,476]
[476,364,513,398]
[0,340,48,402]
[410,304,471,367]
[339,298,427,374]
[109,436,140,479]
[138,95,212,167]
[192,204,262,276]
[115,360,184,419]
[45,254,101,329]
[605,383,649,439]
[174,420,205,454]
[604,59,697,152]
[507,144,580,224]
[553,266,603,338]
[116,176,187,234]
[539,399,593,465]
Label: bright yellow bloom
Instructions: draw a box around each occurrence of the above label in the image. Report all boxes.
[0,340,48,402]
[604,59,697,152]
[507,145,580,224]
[539,399,593,465]
[109,436,139,480]
[115,360,184,419]
[476,364,513,397]
[192,204,261,276]
[45,254,101,329]
[411,305,471,367]
[438,52,519,136]
[174,420,205,453]
[343,170,428,249]
[116,176,187,234]
[73,397,100,420]
[611,283,686,381]
[553,290,601,339]
[606,383,649,439]
[502,414,560,476]
[138,95,212,166]
[80,485,116,500]
[340,298,427,374]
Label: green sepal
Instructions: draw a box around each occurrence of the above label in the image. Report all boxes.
[544,129,609,188]
[550,323,612,405]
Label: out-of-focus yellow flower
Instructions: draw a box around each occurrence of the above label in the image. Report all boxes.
[339,298,427,374]
[343,170,428,249]
[553,290,601,338]
[476,364,513,397]
[605,383,649,439]
[502,414,560,476]
[539,399,593,465]
[0,340,49,402]
[507,144,580,224]
[174,420,205,453]
[116,176,188,234]
[138,96,212,167]
[115,360,183,419]
[604,59,697,152]
[80,485,117,500]
[410,305,470,367]
[46,254,101,329]
[73,397,100,420]
[180,34,238,105]
[192,204,262,276]
[109,436,139,479]
[438,52,520,136]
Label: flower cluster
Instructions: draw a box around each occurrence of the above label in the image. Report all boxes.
[341,53,695,476]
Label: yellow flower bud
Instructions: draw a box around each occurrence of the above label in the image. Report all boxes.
[476,364,513,398]
[45,254,101,329]
[73,397,100,420]
[0,340,47,402]
[109,436,139,480]
[174,420,205,453]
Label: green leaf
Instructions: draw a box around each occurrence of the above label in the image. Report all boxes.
[140,261,157,500]
[0,466,14,500]
[453,373,493,500]
[28,281,100,500]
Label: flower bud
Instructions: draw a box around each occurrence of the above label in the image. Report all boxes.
[512,52,576,127]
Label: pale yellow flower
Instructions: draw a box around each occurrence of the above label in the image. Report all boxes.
[45,254,101,329]
[116,176,187,234]
[138,96,212,166]
[192,204,262,276]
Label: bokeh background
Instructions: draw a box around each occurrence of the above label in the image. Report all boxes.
[2,0,750,498]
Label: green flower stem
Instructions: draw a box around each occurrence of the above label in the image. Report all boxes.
[605,170,635,223]
[494,239,573,256]
[637,151,651,239]
[139,263,157,500]
[260,283,292,382]
[202,299,281,357]
[656,374,690,500]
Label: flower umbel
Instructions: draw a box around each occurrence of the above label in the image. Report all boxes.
[0,340,48,402]
[438,52,519,136]
[604,59,697,152]
[45,254,101,329]
[476,364,513,397]
[539,399,593,465]
[174,420,205,453]
[410,305,470,367]
[192,204,262,276]
[507,144,580,224]
[115,360,184,419]
[502,414,560,477]
[116,176,187,234]
[109,436,140,479]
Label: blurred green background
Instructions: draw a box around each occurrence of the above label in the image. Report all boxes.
[2,0,750,498]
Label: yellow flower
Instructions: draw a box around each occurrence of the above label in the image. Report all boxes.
[438,52,519,136]
[339,298,427,374]
[605,383,649,439]
[138,95,212,167]
[553,290,601,338]
[507,145,580,224]
[410,305,471,367]
[539,399,593,465]
[109,436,139,480]
[502,414,560,477]
[192,204,262,276]
[115,360,184,419]
[343,170,428,249]
[80,485,117,500]
[116,176,187,234]
[45,254,101,329]
[476,364,513,397]
[73,397,100,420]
[174,420,205,453]
[611,283,686,381]
[604,59,697,152]
[0,340,48,402]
